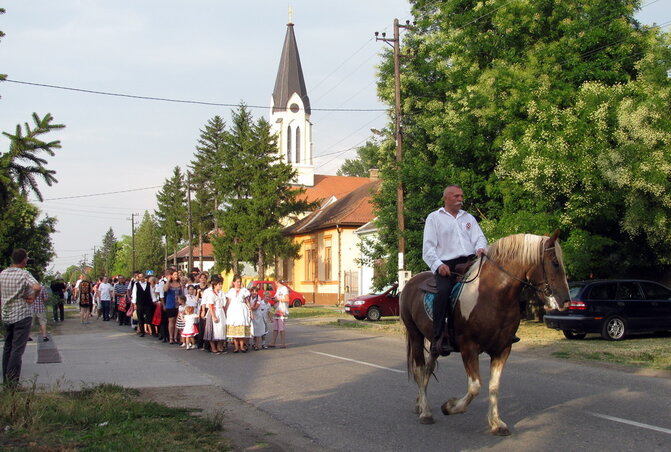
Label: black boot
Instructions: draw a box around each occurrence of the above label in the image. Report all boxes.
[512,335,521,344]
[430,336,454,356]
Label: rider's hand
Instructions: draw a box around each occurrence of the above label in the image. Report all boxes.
[438,264,451,276]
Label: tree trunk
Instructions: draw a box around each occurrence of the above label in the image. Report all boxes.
[258,250,266,280]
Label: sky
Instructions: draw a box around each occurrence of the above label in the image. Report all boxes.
[0,0,669,273]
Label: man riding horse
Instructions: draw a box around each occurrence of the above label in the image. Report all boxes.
[422,185,488,356]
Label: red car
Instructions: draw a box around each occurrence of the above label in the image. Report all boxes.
[247,280,307,307]
[344,284,399,321]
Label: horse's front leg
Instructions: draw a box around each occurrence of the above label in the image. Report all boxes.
[487,347,512,436]
[441,347,480,415]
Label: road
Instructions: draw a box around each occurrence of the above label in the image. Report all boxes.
[22,317,671,451]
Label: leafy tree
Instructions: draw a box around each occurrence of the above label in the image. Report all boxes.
[154,166,187,266]
[62,264,81,284]
[336,139,381,177]
[134,211,164,274]
[211,105,317,277]
[111,235,132,277]
[373,0,671,282]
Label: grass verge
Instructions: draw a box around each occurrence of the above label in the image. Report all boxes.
[0,383,230,451]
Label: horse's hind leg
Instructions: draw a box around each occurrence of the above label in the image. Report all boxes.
[412,338,437,424]
[441,348,481,416]
[487,348,512,436]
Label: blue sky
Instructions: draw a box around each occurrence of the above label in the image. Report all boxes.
[0,0,668,273]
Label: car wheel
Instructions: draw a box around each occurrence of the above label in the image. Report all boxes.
[291,299,303,308]
[367,306,381,321]
[353,315,366,321]
[601,316,627,341]
[562,330,587,340]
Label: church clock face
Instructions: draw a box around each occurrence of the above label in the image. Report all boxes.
[290,103,300,113]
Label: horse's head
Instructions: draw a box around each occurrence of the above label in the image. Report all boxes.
[531,229,570,311]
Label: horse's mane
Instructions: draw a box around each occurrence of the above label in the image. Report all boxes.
[485,233,564,268]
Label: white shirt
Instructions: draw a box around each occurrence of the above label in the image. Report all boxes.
[422,207,487,273]
[130,281,149,305]
[156,277,167,300]
[275,284,289,302]
[98,282,113,301]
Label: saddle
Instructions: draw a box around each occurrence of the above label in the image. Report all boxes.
[417,258,477,294]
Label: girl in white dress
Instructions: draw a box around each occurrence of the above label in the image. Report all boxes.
[225,274,252,353]
[203,275,227,354]
[249,286,267,350]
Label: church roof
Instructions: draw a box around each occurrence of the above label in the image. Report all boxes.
[272,23,311,114]
[284,180,381,235]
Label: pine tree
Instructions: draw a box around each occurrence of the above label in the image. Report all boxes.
[154,166,187,266]
[134,211,164,274]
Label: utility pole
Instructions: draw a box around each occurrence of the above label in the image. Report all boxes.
[376,18,413,290]
[186,171,194,272]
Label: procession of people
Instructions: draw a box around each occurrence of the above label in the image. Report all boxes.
[71,267,290,354]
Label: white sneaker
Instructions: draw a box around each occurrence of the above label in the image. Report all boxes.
[180,343,186,347]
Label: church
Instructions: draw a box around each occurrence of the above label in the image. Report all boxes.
[270,18,380,305]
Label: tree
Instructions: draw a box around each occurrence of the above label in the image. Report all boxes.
[111,235,132,277]
[373,0,671,283]
[1,113,64,207]
[134,211,164,274]
[336,139,382,177]
[188,116,228,267]
[154,166,187,266]
[211,105,317,277]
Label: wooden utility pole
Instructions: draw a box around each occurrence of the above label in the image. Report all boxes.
[187,171,194,271]
[376,18,413,289]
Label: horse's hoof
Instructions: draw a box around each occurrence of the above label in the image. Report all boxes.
[491,426,511,436]
[441,398,458,415]
[419,415,435,424]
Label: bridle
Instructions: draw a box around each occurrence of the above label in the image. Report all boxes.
[480,243,558,304]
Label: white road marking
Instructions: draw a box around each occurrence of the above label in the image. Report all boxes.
[310,351,405,374]
[589,412,671,435]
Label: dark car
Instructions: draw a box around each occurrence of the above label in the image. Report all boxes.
[544,279,671,340]
[344,284,399,321]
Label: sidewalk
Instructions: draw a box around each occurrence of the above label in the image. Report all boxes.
[21,315,214,391]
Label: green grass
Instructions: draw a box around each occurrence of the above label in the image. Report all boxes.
[0,383,231,451]
[287,306,343,319]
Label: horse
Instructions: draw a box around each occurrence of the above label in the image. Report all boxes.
[400,230,570,435]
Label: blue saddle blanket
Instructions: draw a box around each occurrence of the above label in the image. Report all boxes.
[424,282,464,321]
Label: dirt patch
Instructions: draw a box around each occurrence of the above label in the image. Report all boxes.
[138,385,327,452]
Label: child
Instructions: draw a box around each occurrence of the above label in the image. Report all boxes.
[250,286,265,351]
[181,305,199,350]
[269,286,289,349]
[176,294,187,347]
[259,292,271,348]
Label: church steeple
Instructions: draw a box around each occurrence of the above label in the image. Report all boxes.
[270,19,314,187]
[272,22,311,115]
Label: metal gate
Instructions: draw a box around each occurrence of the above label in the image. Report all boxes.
[344,270,359,303]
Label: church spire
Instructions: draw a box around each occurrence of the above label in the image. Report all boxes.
[269,20,314,187]
[272,20,311,114]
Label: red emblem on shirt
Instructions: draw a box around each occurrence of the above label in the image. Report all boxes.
[465,222,472,230]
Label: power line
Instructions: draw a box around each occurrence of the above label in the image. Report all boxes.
[35,185,162,201]
[3,79,388,113]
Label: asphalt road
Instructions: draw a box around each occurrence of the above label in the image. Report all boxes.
[23,318,671,451]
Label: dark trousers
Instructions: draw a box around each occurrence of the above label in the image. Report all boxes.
[159,305,168,339]
[53,301,64,322]
[2,317,33,386]
[101,300,111,320]
[136,303,151,333]
[433,256,470,342]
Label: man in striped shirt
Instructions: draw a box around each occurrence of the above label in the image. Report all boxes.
[0,249,41,386]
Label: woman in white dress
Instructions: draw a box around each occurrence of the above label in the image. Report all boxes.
[225,274,252,353]
[203,275,227,354]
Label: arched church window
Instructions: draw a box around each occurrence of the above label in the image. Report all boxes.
[287,125,292,163]
[295,127,301,164]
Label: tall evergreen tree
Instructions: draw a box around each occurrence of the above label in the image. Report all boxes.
[336,139,382,177]
[212,105,317,277]
[154,166,187,266]
[188,115,228,267]
[374,0,671,282]
[134,211,164,274]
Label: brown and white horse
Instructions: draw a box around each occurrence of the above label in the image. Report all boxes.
[400,230,570,435]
